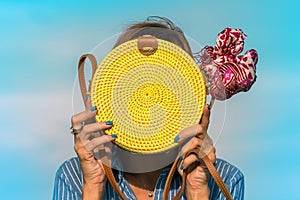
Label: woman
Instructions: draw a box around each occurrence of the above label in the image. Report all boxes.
[53,17,245,200]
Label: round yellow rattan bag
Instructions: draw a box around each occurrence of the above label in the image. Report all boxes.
[91,35,206,154]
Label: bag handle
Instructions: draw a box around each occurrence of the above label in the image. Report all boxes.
[78,54,97,102]
[77,54,127,200]
[163,149,233,200]
[102,160,127,200]
[163,99,233,200]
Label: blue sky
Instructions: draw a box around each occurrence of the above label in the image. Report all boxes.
[0,0,299,199]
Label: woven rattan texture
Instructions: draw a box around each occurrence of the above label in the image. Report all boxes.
[91,38,206,154]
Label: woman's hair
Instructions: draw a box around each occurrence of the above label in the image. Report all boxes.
[114,16,192,55]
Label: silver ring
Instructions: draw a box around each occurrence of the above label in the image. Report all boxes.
[70,124,84,135]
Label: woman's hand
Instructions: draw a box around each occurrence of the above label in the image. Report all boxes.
[175,105,216,200]
[184,142,216,200]
[71,97,116,200]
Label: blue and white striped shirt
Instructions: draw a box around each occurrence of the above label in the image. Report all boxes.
[52,157,244,200]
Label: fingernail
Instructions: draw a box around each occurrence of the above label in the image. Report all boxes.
[90,106,97,111]
[174,135,180,143]
[207,104,211,110]
[180,163,184,170]
[178,154,183,161]
[85,94,89,102]
[111,134,117,138]
[105,121,113,125]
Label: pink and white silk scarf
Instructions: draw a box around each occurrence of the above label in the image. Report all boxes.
[194,28,258,100]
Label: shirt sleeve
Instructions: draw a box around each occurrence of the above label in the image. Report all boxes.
[52,158,83,200]
[227,168,244,200]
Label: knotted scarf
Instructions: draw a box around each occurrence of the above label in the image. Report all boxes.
[194,28,258,100]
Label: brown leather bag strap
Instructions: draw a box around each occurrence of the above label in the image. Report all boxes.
[103,165,127,200]
[78,54,127,199]
[163,148,233,200]
[202,154,233,200]
[78,54,97,102]
[163,154,187,200]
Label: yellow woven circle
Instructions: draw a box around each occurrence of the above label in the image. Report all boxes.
[91,38,206,154]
